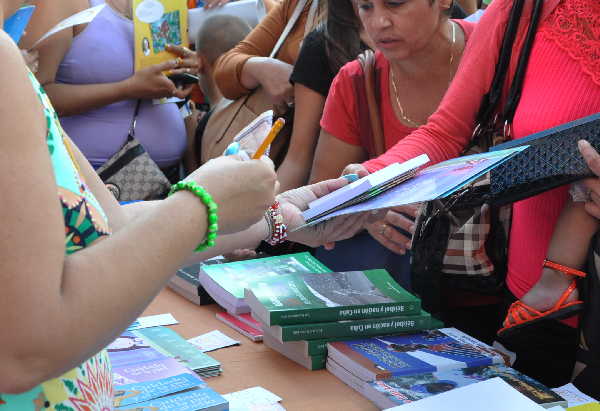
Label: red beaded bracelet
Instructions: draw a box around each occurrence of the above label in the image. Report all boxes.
[265,201,287,246]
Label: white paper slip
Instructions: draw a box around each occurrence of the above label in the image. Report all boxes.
[31,4,106,49]
[127,313,178,331]
[223,387,285,411]
[188,330,240,352]
[552,383,598,407]
[384,378,547,411]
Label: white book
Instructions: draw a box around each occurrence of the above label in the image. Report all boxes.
[384,378,547,411]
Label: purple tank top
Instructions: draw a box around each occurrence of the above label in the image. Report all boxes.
[56,0,186,168]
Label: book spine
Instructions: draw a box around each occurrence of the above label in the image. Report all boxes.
[279,315,431,342]
[271,301,421,326]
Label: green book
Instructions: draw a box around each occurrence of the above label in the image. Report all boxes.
[198,252,331,314]
[133,327,221,375]
[266,311,432,342]
[246,269,420,326]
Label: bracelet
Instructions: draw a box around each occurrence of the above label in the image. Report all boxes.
[169,181,218,252]
[264,201,288,246]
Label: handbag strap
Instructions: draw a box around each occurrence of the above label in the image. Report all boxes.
[357,49,385,157]
[269,0,310,58]
[128,99,142,138]
[473,0,543,148]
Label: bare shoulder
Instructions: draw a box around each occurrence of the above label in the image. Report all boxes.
[20,0,90,48]
[0,33,47,146]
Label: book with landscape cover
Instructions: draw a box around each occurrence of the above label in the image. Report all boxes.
[326,359,566,410]
[215,312,263,342]
[327,328,504,382]
[198,252,331,314]
[246,269,420,326]
[264,311,431,342]
[133,326,221,377]
[113,373,203,408]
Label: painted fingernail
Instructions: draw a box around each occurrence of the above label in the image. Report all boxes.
[342,173,359,182]
[225,142,240,155]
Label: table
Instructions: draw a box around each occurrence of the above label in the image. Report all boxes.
[143,288,378,411]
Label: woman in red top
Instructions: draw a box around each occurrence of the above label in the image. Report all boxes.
[311,0,475,253]
[344,0,600,388]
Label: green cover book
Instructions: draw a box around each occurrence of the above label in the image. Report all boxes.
[133,327,220,373]
[246,269,420,326]
[267,311,431,342]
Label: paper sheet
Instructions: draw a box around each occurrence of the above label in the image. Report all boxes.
[553,383,599,408]
[127,313,178,331]
[223,387,285,411]
[188,330,240,352]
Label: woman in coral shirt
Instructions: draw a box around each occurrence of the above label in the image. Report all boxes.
[343,0,600,389]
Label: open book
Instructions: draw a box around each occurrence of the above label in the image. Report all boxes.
[300,146,528,226]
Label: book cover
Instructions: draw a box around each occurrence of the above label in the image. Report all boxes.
[303,155,429,222]
[3,5,35,44]
[215,312,263,342]
[199,252,331,314]
[113,357,198,385]
[366,364,567,409]
[303,146,528,227]
[133,326,221,374]
[327,328,504,382]
[133,0,188,71]
[113,373,204,407]
[115,385,228,411]
[266,311,431,342]
[107,331,169,369]
[246,269,420,326]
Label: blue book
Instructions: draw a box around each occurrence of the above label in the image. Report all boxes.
[115,386,228,411]
[4,5,35,44]
[107,331,169,368]
[113,373,204,407]
[327,328,505,382]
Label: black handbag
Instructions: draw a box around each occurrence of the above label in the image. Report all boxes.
[96,100,171,201]
[489,112,600,206]
[410,0,543,314]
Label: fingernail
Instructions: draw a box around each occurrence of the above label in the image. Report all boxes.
[342,173,359,182]
[579,140,590,148]
[224,142,240,155]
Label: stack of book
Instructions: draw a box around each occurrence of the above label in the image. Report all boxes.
[133,326,222,377]
[244,269,434,370]
[167,257,226,306]
[198,252,332,315]
[325,328,567,410]
[107,329,228,410]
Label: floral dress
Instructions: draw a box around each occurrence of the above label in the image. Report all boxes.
[0,73,114,410]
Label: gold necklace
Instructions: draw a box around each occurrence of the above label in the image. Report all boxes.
[390,21,456,128]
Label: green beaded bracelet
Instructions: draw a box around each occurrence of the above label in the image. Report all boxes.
[169,181,218,252]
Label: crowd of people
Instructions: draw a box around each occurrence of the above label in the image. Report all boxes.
[2,0,600,409]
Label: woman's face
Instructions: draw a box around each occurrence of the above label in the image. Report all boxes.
[356,0,449,62]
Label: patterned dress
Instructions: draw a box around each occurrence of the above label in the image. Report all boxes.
[0,73,114,410]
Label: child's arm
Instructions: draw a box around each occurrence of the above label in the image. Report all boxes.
[546,199,599,270]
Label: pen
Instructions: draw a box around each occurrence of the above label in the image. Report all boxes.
[252,118,285,160]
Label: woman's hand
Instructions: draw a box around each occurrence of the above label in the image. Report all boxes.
[165,44,199,74]
[341,163,370,178]
[366,205,419,255]
[279,178,370,247]
[186,155,277,235]
[579,140,600,219]
[122,59,191,100]
[245,57,294,109]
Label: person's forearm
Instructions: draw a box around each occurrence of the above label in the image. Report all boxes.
[43,81,131,116]
[6,191,229,389]
[239,57,268,91]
